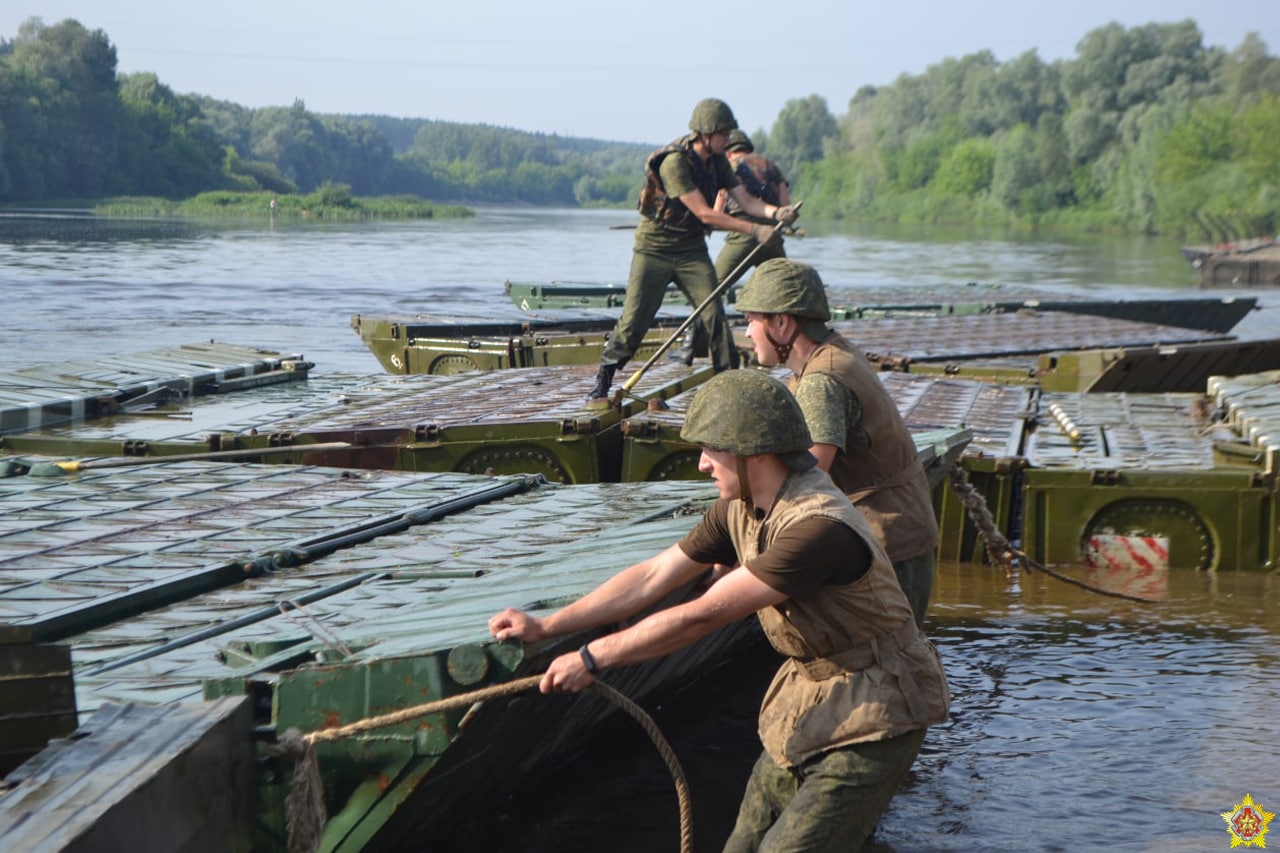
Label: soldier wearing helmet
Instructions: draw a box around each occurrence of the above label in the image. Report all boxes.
[587,98,800,402]
[490,369,949,852]
[715,129,791,280]
[736,258,942,626]
[670,128,793,367]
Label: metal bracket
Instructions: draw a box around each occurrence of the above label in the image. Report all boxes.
[621,419,660,438]
[560,417,599,435]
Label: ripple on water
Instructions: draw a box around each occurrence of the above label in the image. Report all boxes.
[876,564,1279,851]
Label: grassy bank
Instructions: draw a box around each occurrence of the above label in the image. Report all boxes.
[93,188,474,221]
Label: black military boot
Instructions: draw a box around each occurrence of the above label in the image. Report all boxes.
[586,364,617,402]
[667,333,696,366]
[667,322,706,366]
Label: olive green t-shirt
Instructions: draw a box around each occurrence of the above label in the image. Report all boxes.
[794,371,861,451]
[636,147,740,252]
[677,499,872,599]
[659,147,739,200]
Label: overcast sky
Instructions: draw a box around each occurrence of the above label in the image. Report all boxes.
[3,1,1277,144]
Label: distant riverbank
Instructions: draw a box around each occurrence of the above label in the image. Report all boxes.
[90,188,474,221]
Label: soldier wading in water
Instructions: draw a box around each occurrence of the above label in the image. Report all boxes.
[588,98,799,401]
[736,259,942,627]
[490,369,950,851]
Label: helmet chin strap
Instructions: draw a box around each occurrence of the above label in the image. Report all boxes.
[764,324,801,365]
[735,455,753,507]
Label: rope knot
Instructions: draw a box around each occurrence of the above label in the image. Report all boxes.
[265,727,310,759]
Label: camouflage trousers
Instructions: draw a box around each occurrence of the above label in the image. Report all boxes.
[602,244,738,372]
[714,230,787,283]
[665,232,786,368]
[893,550,937,629]
[722,729,926,853]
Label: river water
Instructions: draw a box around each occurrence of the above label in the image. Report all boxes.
[2,208,1277,851]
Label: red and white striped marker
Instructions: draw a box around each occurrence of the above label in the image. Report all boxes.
[1084,534,1170,599]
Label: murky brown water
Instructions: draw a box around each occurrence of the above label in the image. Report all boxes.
[3,209,1277,851]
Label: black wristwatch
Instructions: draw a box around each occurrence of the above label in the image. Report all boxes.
[579,643,601,675]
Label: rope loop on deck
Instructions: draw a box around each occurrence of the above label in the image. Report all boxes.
[946,464,1161,604]
[267,673,694,853]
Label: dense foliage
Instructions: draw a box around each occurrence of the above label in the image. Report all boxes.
[782,22,1280,238]
[0,18,647,210]
[1,17,1277,237]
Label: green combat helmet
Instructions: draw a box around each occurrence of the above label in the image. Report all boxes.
[680,369,812,458]
[726,129,754,153]
[734,259,832,340]
[689,98,738,135]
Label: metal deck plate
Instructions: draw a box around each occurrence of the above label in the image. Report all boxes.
[2,371,378,445]
[504,281,1255,335]
[274,361,709,432]
[0,342,307,435]
[0,698,255,851]
[1029,391,1220,469]
[0,463,712,713]
[1208,370,1280,455]
[2,363,714,484]
[879,374,1034,459]
[623,370,1029,460]
[0,466,504,640]
[834,312,1230,363]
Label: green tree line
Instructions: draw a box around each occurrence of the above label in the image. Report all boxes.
[0,17,648,208]
[2,17,1277,238]
[764,20,1280,239]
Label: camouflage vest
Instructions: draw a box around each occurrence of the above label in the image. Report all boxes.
[794,334,941,562]
[637,136,720,237]
[727,467,950,767]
